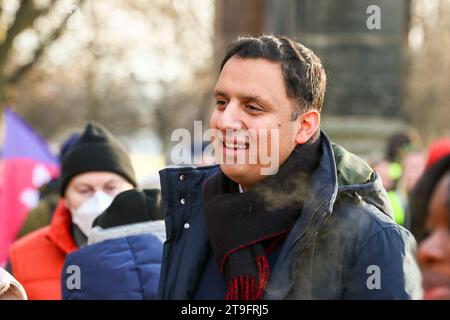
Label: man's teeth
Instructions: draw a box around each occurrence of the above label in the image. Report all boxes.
[224,142,247,149]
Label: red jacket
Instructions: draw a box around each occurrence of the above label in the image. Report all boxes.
[9,200,78,300]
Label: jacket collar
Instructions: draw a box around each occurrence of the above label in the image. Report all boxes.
[265,130,392,299]
[263,131,339,298]
[46,199,78,254]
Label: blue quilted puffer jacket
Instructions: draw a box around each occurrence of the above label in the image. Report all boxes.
[62,221,165,300]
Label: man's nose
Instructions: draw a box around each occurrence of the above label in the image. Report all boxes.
[417,230,447,268]
[216,100,243,131]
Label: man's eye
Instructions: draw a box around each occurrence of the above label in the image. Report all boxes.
[105,185,118,192]
[246,104,262,112]
[216,100,227,109]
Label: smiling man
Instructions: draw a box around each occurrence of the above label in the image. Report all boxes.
[158,35,422,300]
[211,55,307,184]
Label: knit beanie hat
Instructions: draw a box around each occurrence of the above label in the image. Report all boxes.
[60,122,137,195]
[425,138,450,170]
[93,189,163,228]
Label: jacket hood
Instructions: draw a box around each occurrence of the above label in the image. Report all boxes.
[331,142,393,219]
[88,220,166,245]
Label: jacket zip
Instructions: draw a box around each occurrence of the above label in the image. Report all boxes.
[289,200,329,253]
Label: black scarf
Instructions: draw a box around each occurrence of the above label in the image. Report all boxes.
[203,136,322,300]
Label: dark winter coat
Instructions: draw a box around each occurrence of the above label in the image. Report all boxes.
[158,132,422,299]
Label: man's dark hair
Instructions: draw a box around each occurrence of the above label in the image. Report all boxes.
[220,35,327,120]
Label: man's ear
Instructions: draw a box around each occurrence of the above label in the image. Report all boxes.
[295,110,320,144]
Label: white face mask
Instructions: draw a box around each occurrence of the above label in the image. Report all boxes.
[70,191,114,237]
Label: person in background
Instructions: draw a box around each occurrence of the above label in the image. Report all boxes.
[393,150,426,230]
[373,131,423,228]
[61,188,164,300]
[410,149,450,300]
[8,122,136,299]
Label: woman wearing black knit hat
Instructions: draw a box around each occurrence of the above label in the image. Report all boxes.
[7,122,136,300]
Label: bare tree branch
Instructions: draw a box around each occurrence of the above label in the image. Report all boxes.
[7,0,86,85]
[0,0,47,72]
